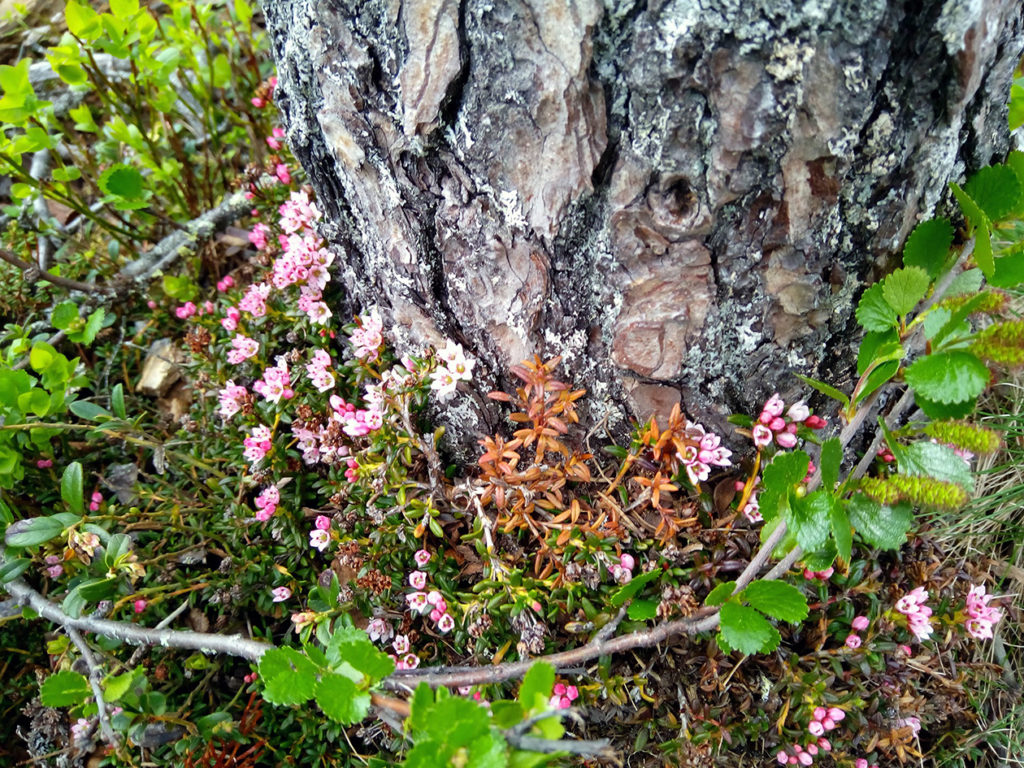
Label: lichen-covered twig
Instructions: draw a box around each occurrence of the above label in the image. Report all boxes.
[65,626,118,746]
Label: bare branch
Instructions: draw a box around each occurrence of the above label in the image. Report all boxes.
[0,247,108,295]
[66,626,118,746]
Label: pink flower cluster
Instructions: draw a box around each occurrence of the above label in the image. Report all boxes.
[390,635,420,670]
[44,554,63,578]
[329,394,383,437]
[89,491,103,512]
[266,126,285,150]
[609,553,635,585]
[895,587,934,642]
[253,358,294,404]
[844,614,870,649]
[406,588,456,634]
[351,312,384,361]
[549,683,579,709]
[305,348,335,393]
[964,584,1003,640]
[216,275,235,292]
[239,282,271,318]
[254,486,280,522]
[776,739,831,766]
[243,424,273,464]
[227,334,259,364]
[753,393,826,449]
[309,515,332,551]
[218,380,248,420]
[678,421,732,485]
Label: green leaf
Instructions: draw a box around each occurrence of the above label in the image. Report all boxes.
[69,400,113,422]
[519,663,555,713]
[18,388,50,417]
[109,0,139,18]
[72,308,105,345]
[856,282,898,332]
[408,683,436,739]
[793,374,849,408]
[741,581,808,623]
[942,267,983,297]
[964,164,1023,222]
[111,384,126,419]
[102,671,135,702]
[801,540,838,571]
[881,266,931,316]
[329,637,395,682]
[830,501,852,562]
[98,164,148,209]
[904,351,989,404]
[915,392,977,420]
[0,557,30,583]
[628,599,658,621]
[313,672,371,725]
[758,451,809,522]
[903,218,954,278]
[40,670,91,707]
[489,700,525,729]
[258,647,318,706]
[1011,85,1024,131]
[718,603,781,655]
[51,301,79,330]
[899,442,974,493]
[989,251,1024,289]
[609,567,660,607]
[846,494,913,550]
[65,0,101,41]
[704,580,736,607]
[6,514,66,548]
[788,490,832,552]
[854,360,899,407]
[857,329,900,376]
[950,182,994,277]
[820,438,841,490]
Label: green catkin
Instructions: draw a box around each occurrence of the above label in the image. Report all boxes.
[970,320,1024,366]
[859,477,901,505]
[937,290,1008,315]
[885,474,970,510]
[922,421,1002,455]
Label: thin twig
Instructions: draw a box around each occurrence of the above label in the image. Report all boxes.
[65,626,118,746]
[0,247,108,294]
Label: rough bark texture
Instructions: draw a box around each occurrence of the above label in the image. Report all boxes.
[262,0,1024,456]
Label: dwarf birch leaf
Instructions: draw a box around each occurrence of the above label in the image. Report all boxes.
[856,282,898,332]
[519,662,555,713]
[950,183,995,277]
[881,267,931,316]
[719,603,781,655]
[40,670,91,707]
[847,494,913,550]
[964,164,1023,222]
[741,581,808,623]
[904,351,989,404]
[705,580,737,607]
[788,490,832,552]
[313,672,370,725]
[900,442,974,493]
[258,647,317,706]
[903,218,954,278]
[915,392,977,420]
[628,599,658,621]
[857,329,900,376]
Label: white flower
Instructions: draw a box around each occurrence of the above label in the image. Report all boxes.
[309,529,330,551]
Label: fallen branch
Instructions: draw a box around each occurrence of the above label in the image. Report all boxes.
[0,247,108,295]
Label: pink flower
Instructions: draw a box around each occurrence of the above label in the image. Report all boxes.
[855,760,868,768]
[775,430,798,449]
[251,96,265,108]
[406,592,429,614]
[36,459,53,469]
[426,590,443,607]
[817,738,831,752]
[777,752,789,765]
[402,653,420,669]
[963,584,1003,640]
[133,599,147,614]
[437,613,455,633]
[275,164,291,185]
[752,424,774,447]
[392,634,410,654]
[409,571,427,590]
[414,549,431,567]
[619,553,635,571]
[366,618,392,643]
[309,529,330,551]
[852,615,870,631]
[227,334,260,365]
[175,302,197,319]
[786,401,810,422]
[804,414,827,429]
[797,754,812,767]
[271,587,292,602]
[808,720,825,736]
[828,707,845,722]
[845,634,862,649]
[315,515,331,531]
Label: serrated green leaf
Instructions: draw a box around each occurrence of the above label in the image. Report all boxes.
[788,490,832,552]
[40,670,91,707]
[964,164,1022,222]
[857,329,900,376]
[881,266,931,316]
[408,683,436,739]
[741,581,808,623]
[51,301,78,330]
[801,540,838,571]
[846,494,913,550]
[942,268,983,297]
[628,599,658,621]
[705,580,737,607]
[903,217,954,278]
[258,647,317,706]
[820,438,841,490]
[794,374,849,408]
[61,462,84,515]
[904,351,989,404]
[915,392,977,420]
[830,501,852,562]
[102,671,135,702]
[329,638,395,682]
[988,251,1024,288]
[856,282,898,332]
[899,441,974,492]
[313,672,370,725]
[519,662,554,713]
[98,164,145,203]
[719,603,781,655]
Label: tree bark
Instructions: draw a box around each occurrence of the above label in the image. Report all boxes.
[262,0,1023,456]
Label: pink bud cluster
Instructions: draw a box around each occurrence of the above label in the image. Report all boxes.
[854,759,880,768]
[549,683,579,709]
[802,566,834,581]
[406,586,457,634]
[254,486,280,522]
[266,126,285,150]
[734,478,762,522]
[895,587,934,642]
[753,393,825,449]
[216,275,235,292]
[844,614,870,649]
[89,490,103,512]
[44,554,63,578]
[238,282,271,318]
[677,420,732,485]
[390,635,420,670]
[776,738,831,766]
[964,584,1003,640]
[329,394,383,437]
[609,553,635,584]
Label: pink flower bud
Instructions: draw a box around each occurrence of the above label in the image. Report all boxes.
[37,459,53,469]
[817,738,831,751]
[852,615,870,631]
[822,717,835,730]
[828,707,845,722]
[777,752,789,765]
[813,707,827,721]
[134,599,147,613]
[808,721,825,736]
[251,97,265,108]
[776,431,798,449]
[855,760,868,768]
[845,634,862,649]
[619,553,635,571]
[798,753,813,767]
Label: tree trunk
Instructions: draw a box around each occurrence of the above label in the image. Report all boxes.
[262,0,1023,456]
